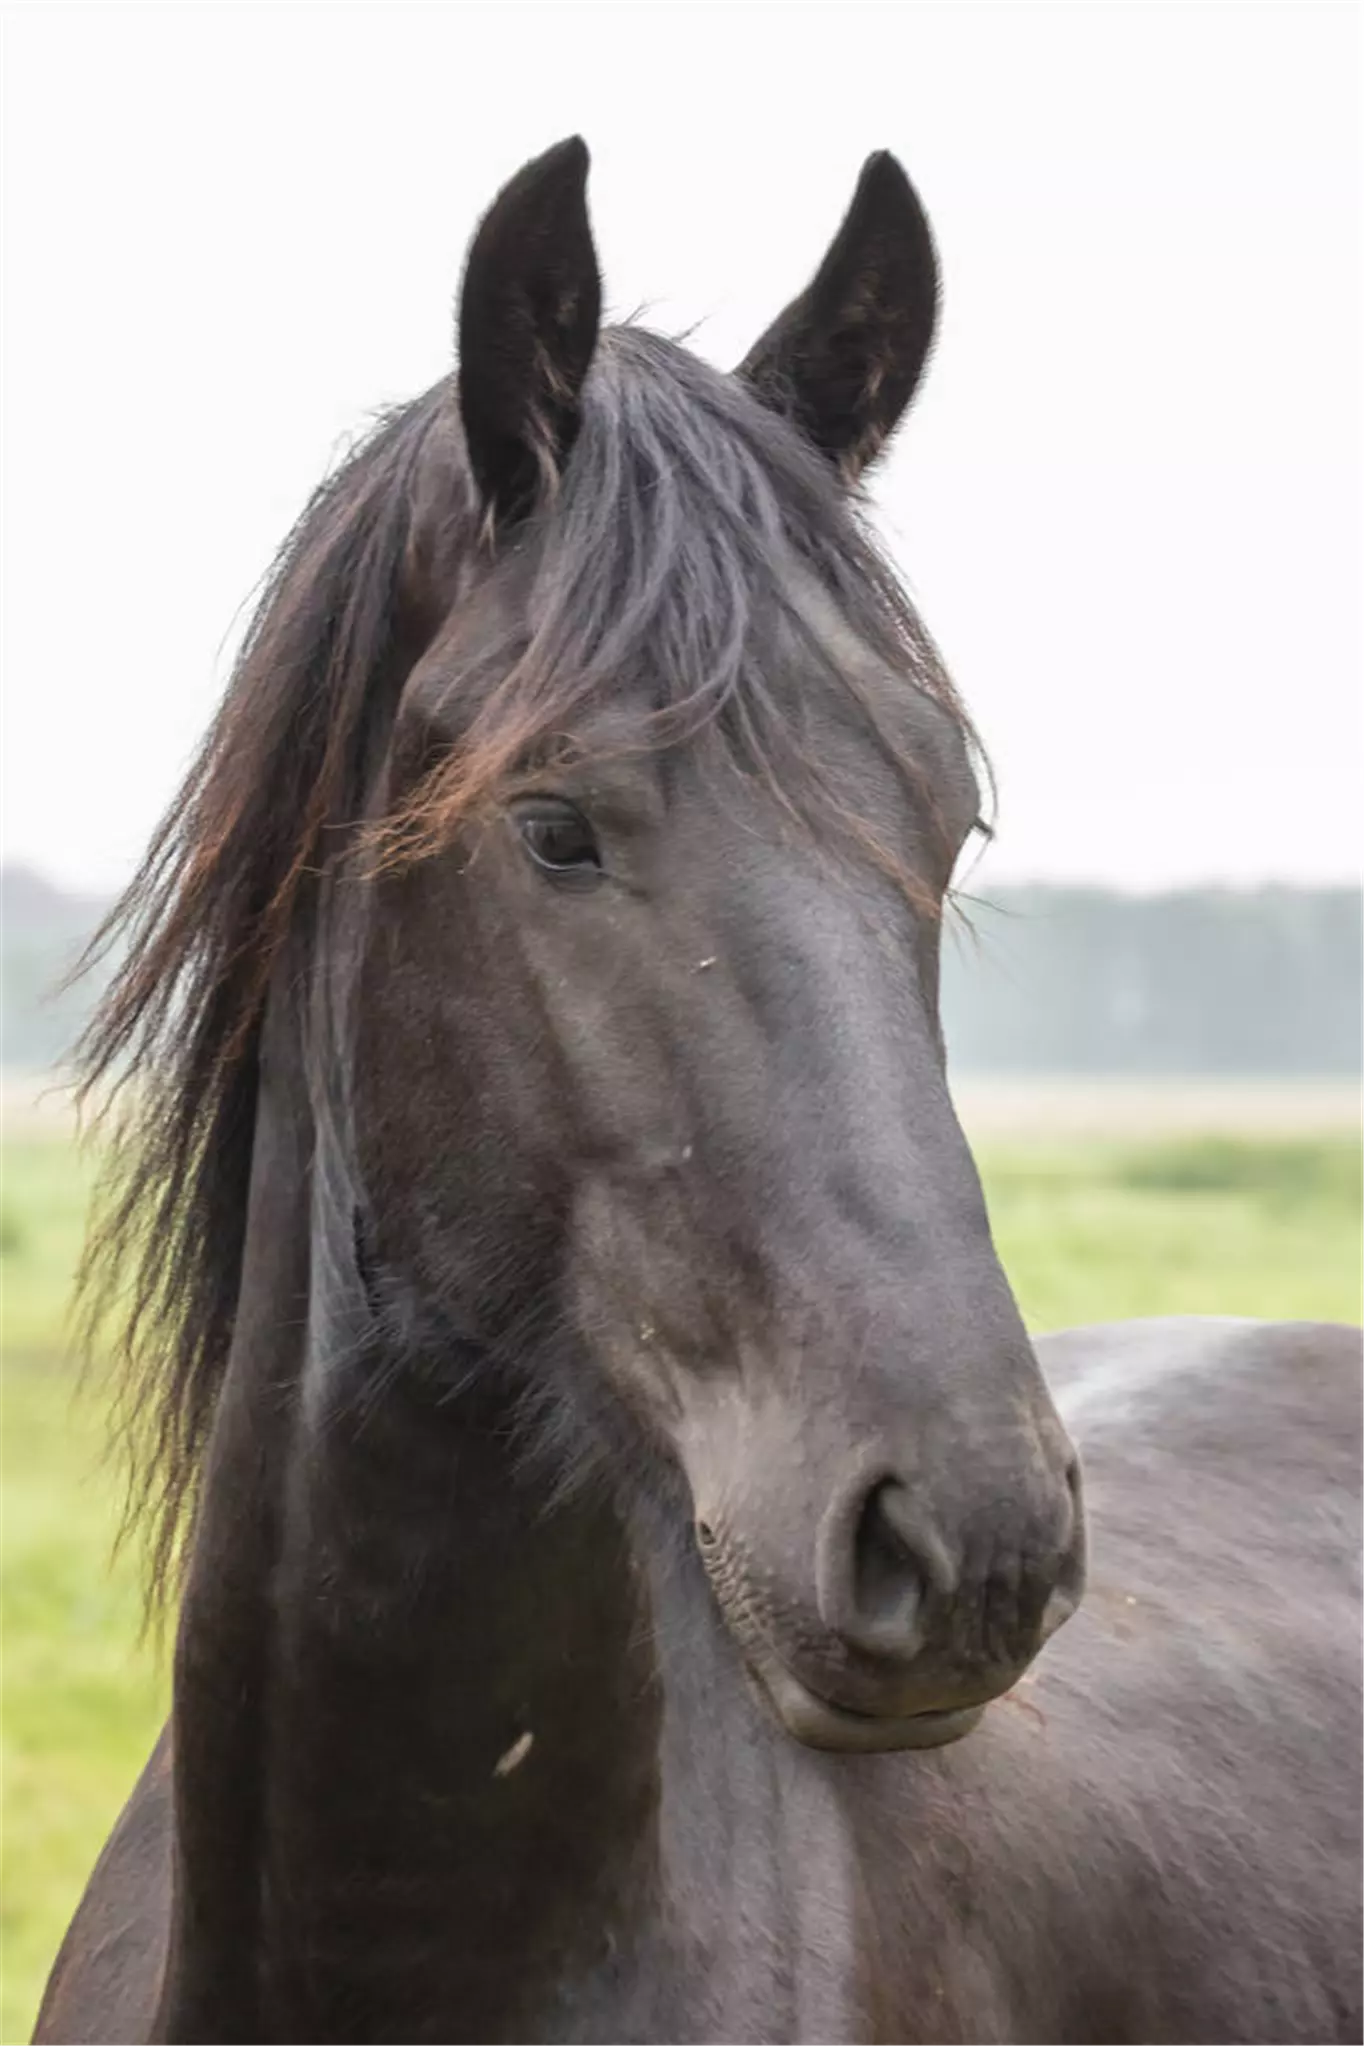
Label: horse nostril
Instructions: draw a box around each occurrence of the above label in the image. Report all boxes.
[695,1519,717,1551]
[1055,1451,1087,1591]
[1034,1450,1086,1649]
[1055,1449,1085,1557]
[850,1480,930,1654]
[1039,1577,1081,1645]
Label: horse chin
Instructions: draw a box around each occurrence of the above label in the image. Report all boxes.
[746,1652,988,1755]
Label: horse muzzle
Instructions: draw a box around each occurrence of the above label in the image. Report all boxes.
[691,1417,1086,1754]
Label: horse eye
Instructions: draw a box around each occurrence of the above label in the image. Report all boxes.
[514,801,602,878]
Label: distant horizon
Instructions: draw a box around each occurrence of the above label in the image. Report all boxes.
[3,853,1360,908]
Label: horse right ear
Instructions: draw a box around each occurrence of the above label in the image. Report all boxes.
[457,137,602,530]
[737,152,939,480]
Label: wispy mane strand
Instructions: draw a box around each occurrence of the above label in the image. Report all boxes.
[75,385,450,1604]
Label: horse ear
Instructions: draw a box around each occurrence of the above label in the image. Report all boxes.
[457,136,602,527]
[737,152,939,480]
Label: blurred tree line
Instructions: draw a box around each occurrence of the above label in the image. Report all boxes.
[2,865,1360,1076]
[942,883,1361,1073]
[1,868,118,1073]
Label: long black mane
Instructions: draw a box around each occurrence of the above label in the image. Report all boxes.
[76,327,976,1603]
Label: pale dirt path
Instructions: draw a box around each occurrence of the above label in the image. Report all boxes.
[950,1076,1360,1140]
[3,1067,1358,1143]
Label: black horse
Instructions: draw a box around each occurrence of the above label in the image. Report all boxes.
[36,141,1361,2044]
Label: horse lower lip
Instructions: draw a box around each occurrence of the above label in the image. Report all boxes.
[751,1657,987,1754]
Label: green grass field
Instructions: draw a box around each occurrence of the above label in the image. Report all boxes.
[2,1101,1360,2041]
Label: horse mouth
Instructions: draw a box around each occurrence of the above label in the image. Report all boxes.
[747,1652,987,1754]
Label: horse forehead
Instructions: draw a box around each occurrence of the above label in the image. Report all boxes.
[778,572,976,788]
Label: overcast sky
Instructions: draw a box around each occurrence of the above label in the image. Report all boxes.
[2,2,1359,895]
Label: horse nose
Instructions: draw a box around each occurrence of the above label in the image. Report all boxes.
[816,1459,1084,1671]
[814,1476,952,1663]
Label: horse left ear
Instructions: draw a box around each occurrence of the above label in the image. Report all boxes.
[737,152,939,480]
[457,136,602,528]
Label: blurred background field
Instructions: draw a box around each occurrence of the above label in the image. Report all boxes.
[4,6,1360,2032]
[2,1064,1359,2039]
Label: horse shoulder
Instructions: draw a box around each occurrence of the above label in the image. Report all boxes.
[32,1726,172,2045]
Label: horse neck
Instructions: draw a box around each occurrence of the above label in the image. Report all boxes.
[267,1259,665,2036]
[159,964,671,2043]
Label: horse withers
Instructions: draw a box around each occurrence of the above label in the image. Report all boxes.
[36,141,1361,2043]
